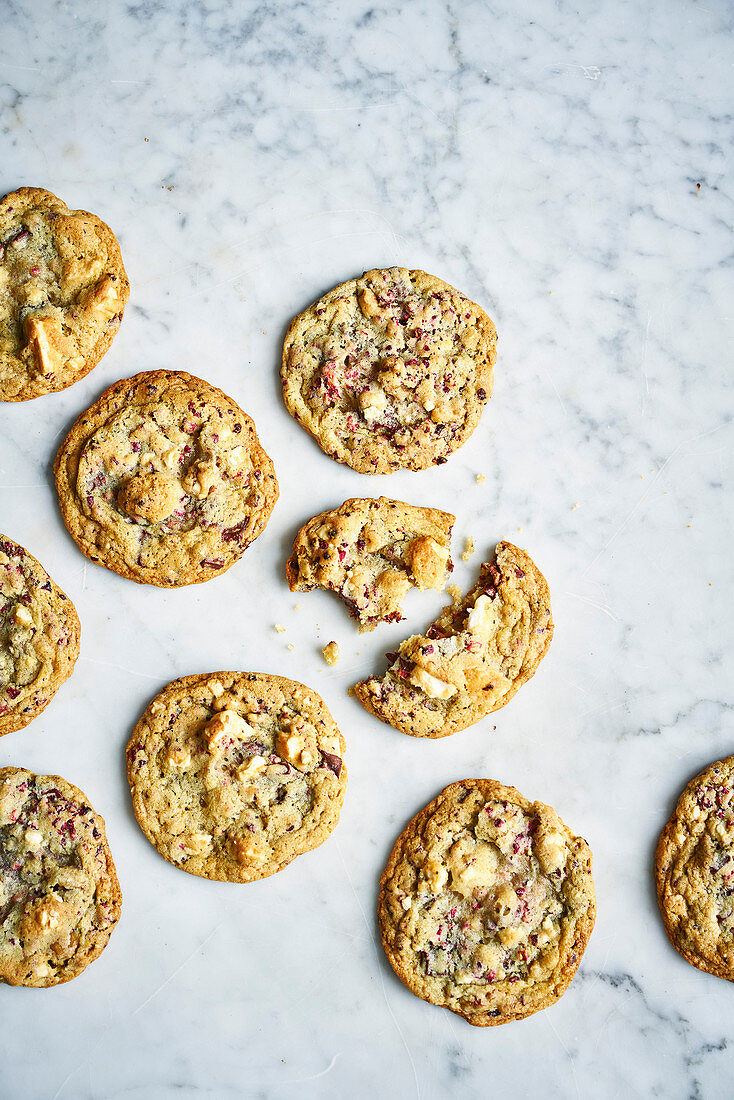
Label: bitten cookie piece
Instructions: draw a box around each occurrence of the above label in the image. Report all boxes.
[281,268,497,473]
[0,535,80,737]
[0,187,129,401]
[286,497,454,631]
[127,672,347,882]
[0,768,121,987]
[54,370,278,587]
[355,541,552,738]
[656,755,734,980]
[379,779,595,1026]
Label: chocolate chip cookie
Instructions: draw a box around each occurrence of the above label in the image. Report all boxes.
[54,370,278,587]
[0,535,80,738]
[656,755,734,980]
[286,496,454,631]
[0,768,121,987]
[378,779,595,1026]
[0,187,129,401]
[355,541,553,738]
[281,268,497,473]
[127,672,347,882]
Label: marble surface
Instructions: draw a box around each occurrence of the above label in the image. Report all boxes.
[1,0,733,1096]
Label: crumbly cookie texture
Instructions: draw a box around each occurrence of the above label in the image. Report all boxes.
[54,370,278,587]
[379,779,595,1026]
[0,187,129,401]
[355,541,552,738]
[656,755,734,980]
[0,535,80,738]
[0,768,121,987]
[286,497,454,632]
[281,268,497,473]
[127,672,347,882]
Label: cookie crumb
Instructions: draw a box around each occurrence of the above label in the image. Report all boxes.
[322,641,340,666]
[476,473,486,484]
[287,643,295,651]
[461,536,475,562]
[347,685,356,697]
[294,603,302,610]
[571,503,580,511]
[274,623,286,634]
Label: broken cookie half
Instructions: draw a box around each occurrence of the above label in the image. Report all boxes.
[354,541,553,738]
[286,496,454,632]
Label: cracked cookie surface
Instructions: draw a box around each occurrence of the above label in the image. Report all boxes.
[656,755,734,980]
[127,672,347,882]
[0,768,121,987]
[355,541,553,738]
[54,370,278,587]
[0,187,129,401]
[0,535,80,738]
[379,779,595,1026]
[281,267,497,473]
[286,496,454,631]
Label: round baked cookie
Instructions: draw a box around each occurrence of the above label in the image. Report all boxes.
[0,186,129,401]
[54,370,278,587]
[379,779,595,1026]
[0,534,80,737]
[656,755,734,980]
[0,768,121,987]
[281,267,497,473]
[127,672,347,882]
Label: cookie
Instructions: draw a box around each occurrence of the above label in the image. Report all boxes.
[0,768,121,987]
[0,187,129,401]
[286,496,454,631]
[281,267,497,473]
[54,370,278,587]
[656,755,734,980]
[355,541,553,738]
[127,672,347,882]
[0,535,80,737]
[378,779,595,1026]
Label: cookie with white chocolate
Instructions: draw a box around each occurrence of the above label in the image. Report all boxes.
[355,541,552,738]
[126,672,347,882]
[54,370,278,586]
[286,497,454,631]
[281,268,497,473]
[0,767,121,987]
[0,534,80,738]
[0,187,129,401]
[656,755,734,980]
[378,779,595,1026]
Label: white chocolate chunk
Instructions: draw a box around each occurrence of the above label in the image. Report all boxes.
[206,709,255,752]
[12,605,33,628]
[409,666,458,700]
[24,828,43,850]
[237,755,267,781]
[467,593,498,635]
[358,387,387,423]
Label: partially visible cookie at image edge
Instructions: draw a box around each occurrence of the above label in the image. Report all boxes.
[656,755,734,981]
[0,186,129,401]
[281,267,497,474]
[0,534,80,738]
[54,370,279,587]
[127,671,347,882]
[0,767,122,987]
[378,778,595,1026]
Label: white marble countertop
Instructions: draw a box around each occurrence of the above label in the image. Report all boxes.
[1,1,733,1096]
